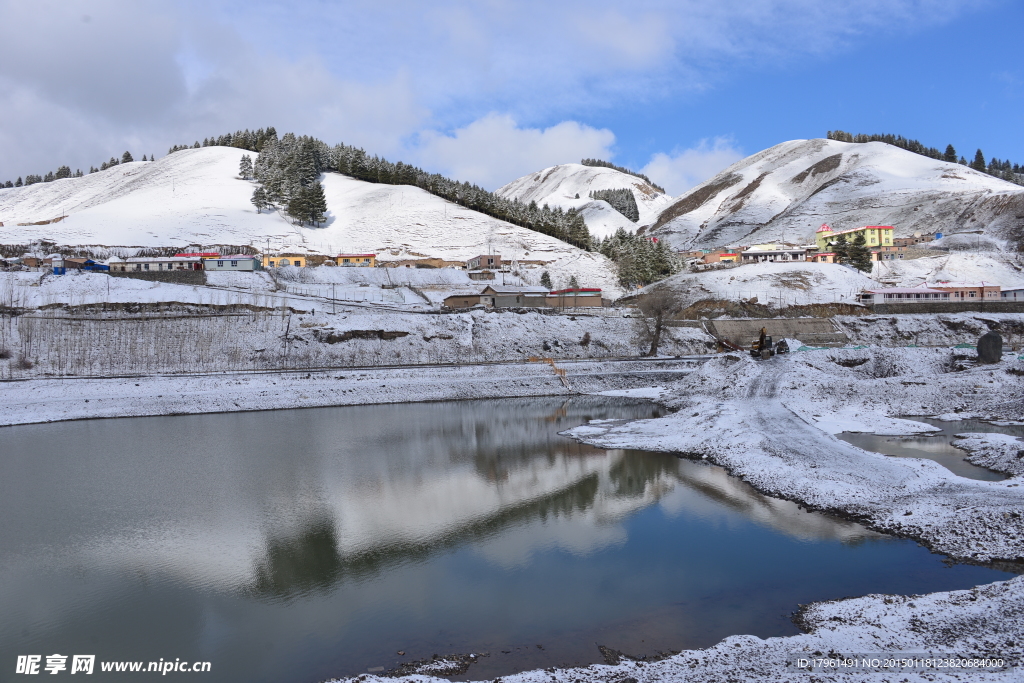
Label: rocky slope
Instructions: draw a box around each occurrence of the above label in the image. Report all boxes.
[648,138,1024,251]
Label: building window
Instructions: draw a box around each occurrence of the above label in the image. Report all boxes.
[969,291,976,297]
[217,261,224,267]
[144,264,150,271]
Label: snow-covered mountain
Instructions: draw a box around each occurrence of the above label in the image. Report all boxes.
[496,163,674,239]
[0,147,622,295]
[649,139,1024,250]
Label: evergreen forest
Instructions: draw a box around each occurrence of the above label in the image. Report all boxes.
[589,188,640,222]
[826,130,1023,186]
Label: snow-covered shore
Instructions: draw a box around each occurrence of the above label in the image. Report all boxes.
[0,358,697,428]
[324,345,1024,683]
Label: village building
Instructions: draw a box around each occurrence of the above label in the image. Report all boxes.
[467,270,496,281]
[485,285,551,307]
[876,245,908,259]
[547,288,604,308]
[108,256,203,272]
[202,255,261,271]
[1001,287,1024,302]
[442,291,485,308]
[808,252,837,263]
[336,254,376,267]
[701,251,740,265]
[929,281,1001,300]
[262,254,307,268]
[815,224,894,251]
[466,254,502,270]
[380,257,466,269]
[858,287,952,305]
[740,244,808,262]
[894,232,942,248]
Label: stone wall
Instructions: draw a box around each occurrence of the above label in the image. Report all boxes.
[109,270,206,286]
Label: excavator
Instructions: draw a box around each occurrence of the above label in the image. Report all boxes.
[749,327,789,360]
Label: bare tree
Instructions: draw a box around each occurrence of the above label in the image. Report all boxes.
[634,286,682,357]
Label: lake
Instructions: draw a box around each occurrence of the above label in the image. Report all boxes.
[0,398,1015,682]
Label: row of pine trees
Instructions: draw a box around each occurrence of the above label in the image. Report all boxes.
[580,159,666,193]
[1,151,154,189]
[826,131,1023,186]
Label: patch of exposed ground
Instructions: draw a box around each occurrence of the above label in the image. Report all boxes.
[790,153,844,184]
[650,173,743,230]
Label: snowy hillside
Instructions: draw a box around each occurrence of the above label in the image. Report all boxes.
[872,251,1024,289]
[0,148,623,296]
[649,138,1024,250]
[648,262,879,307]
[496,163,674,239]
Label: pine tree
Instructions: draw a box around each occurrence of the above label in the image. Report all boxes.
[16,177,23,186]
[832,234,850,263]
[972,149,986,172]
[286,189,310,225]
[122,151,134,163]
[959,156,967,165]
[3,180,12,188]
[849,233,873,272]
[141,154,147,161]
[55,165,71,179]
[251,187,268,213]
[305,181,328,226]
[568,274,579,289]
[44,171,55,182]
[239,154,253,179]
[540,271,552,289]
[943,144,957,163]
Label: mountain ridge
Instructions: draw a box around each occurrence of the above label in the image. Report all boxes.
[647,139,1024,251]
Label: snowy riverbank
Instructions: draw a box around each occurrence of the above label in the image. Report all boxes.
[326,345,1024,683]
[0,358,697,428]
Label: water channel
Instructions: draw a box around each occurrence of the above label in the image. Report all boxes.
[0,398,1016,682]
[837,417,1024,481]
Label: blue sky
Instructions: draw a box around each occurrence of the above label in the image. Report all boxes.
[1,0,1021,194]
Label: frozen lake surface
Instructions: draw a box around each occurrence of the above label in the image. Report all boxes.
[0,398,1015,682]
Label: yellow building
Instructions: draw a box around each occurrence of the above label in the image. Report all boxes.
[815,224,894,250]
[262,254,307,268]
[336,253,376,267]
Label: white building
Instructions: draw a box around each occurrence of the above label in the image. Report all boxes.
[858,287,951,305]
[740,244,810,263]
[202,255,261,271]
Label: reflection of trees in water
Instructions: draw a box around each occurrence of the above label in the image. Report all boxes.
[608,450,680,498]
[248,469,611,600]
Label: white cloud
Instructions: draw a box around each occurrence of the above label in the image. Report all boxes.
[0,0,989,181]
[412,114,616,190]
[641,138,745,195]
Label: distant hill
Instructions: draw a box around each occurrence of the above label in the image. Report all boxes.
[496,163,674,239]
[0,147,623,295]
[648,139,1024,251]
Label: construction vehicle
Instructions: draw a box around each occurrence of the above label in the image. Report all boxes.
[750,327,774,360]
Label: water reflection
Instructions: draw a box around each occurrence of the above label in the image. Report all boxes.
[0,398,1013,683]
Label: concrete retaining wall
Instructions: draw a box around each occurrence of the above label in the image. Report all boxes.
[704,318,849,347]
[868,301,1024,314]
